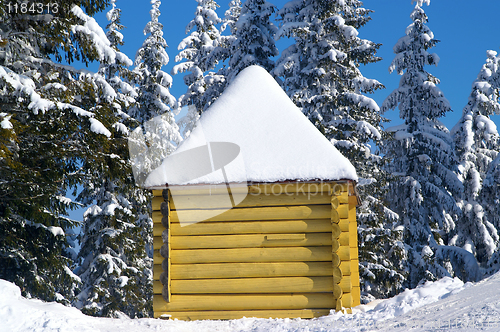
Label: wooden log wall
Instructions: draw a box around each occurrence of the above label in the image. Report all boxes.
[151,182,359,320]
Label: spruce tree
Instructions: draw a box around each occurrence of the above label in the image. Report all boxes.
[130,0,181,184]
[381,0,480,288]
[0,0,117,303]
[172,0,224,136]
[74,0,153,318]
[225,0,278,82]
[451,50,500,270]
[275,0,403,302]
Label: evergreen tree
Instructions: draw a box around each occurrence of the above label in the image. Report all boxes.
[381,0,479,288]
[74,0,152,318]
[275,0,403,302]
[130,0,181,185]
[225,0,278,82]
[172,0,223,136]
[0,0,117,303]
[483,153,500,276]
[451,50,500,270]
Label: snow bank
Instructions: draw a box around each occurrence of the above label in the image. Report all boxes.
[145,65,357,187]
[4,272,500,331]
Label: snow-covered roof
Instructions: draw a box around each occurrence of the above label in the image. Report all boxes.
[145,65,357,187]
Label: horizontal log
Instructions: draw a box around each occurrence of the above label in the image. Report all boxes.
[152,190,164,197]
[339,260,351,275]
[153,224,163,237]
[339,276,352,293]
[153,280,163,294]
[153,293,336,311]
[152,196,165,211]
[338,231,357,247]
[167,205,332,223]
[339,219,349,232]
[331,209,339,224]
[167,277,334,294]
[168,246,334,264]
[167,182,349,196]
[336,191,349,204]
[338,246,350,260]
[341,292,352,308]
[169,192,331,210]
[153,309,331,320]
[155,232,332,250]
[331,197,339,210]
[337,204,349,219]
[169,219,332,236]
[153,250,163,264]
[154,262,335,279]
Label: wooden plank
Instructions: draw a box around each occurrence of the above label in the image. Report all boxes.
[349,221,358,246]
[153,293,335,311]
[170,246,333,264]
[350,247,359,260]
[352,286,361,307]
[154,262,334,280]
[168,277,333,294]
[169,219,332,236]
[162,190,171,302]
[167,182,348,196]
[153,309,331,320]
[157,232,332,250]
[348,202,356,221]
[165,205,331,223]
[169,192,331,210]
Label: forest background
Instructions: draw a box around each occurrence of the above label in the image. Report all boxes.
[1,0,500,319]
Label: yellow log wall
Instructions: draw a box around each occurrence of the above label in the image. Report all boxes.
[151,181,359,320]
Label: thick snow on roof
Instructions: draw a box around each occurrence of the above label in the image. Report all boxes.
[145,65,357,187]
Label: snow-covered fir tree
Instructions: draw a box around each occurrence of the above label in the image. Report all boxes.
[381,0,480,288]
[0,0,123,304]
[275,0,403,302]
[74,0,153,318]
[130,0,182,184]
[451,50,500,272]
[172,0,224,137]
[483,152,500,276]
[225,0,278,82]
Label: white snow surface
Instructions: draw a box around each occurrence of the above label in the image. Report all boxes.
[145,66,357,187]
[2,272,500,331]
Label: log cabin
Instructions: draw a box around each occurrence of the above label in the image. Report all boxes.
[145,66,360,320]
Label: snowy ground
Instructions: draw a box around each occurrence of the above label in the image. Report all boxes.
[1,272,500,332]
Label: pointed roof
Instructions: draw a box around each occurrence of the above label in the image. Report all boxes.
[145,65,357,187]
